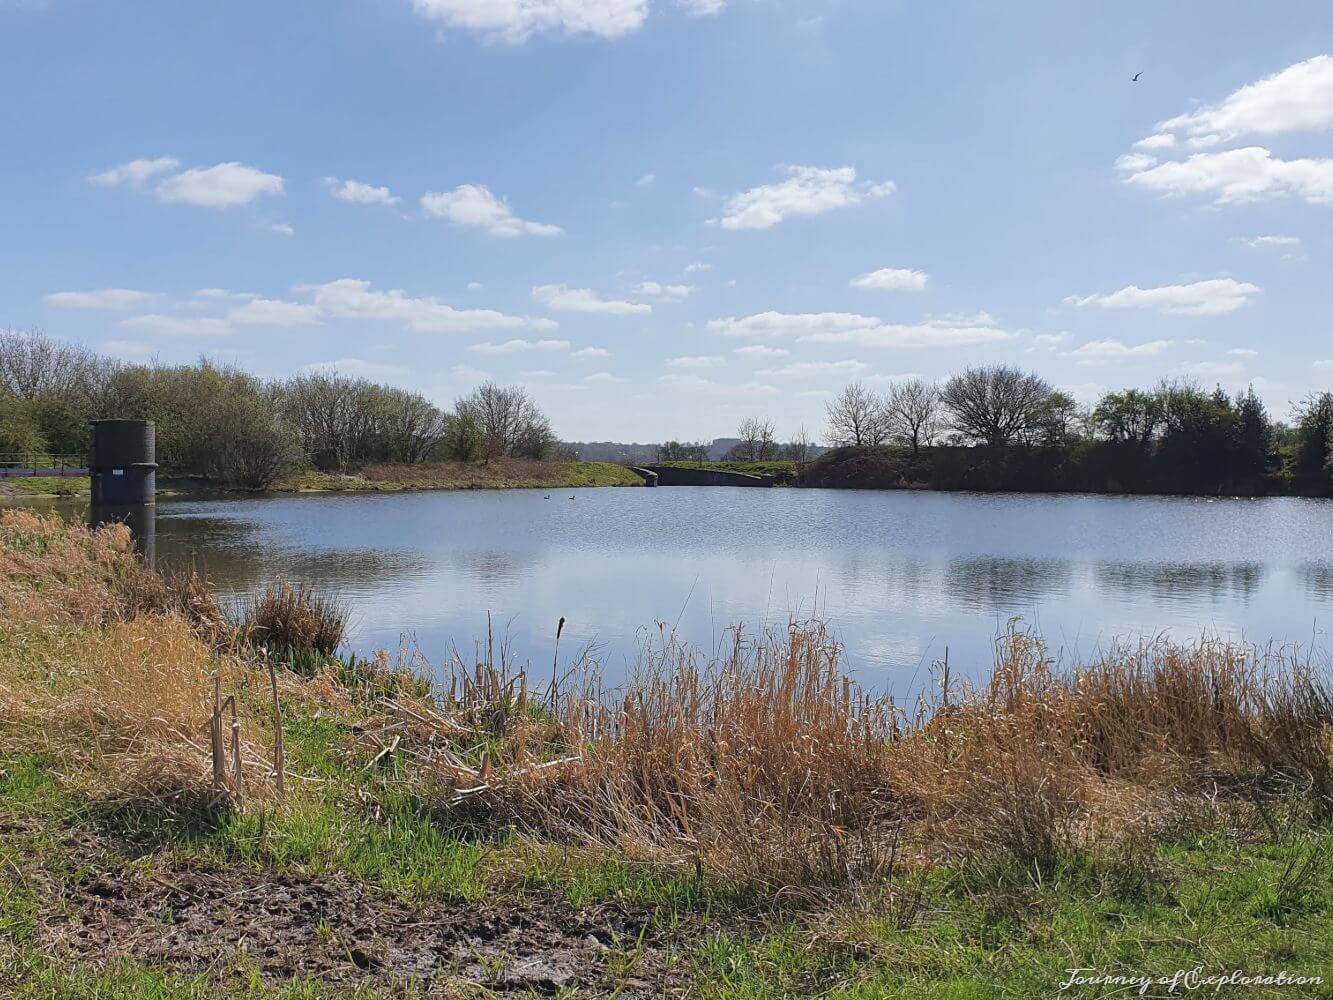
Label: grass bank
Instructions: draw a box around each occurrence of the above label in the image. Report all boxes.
[0,476,88,498]
[284,458,643,494]
[2,511,1331,996]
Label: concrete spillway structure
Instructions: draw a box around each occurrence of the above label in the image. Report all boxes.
[641,465,775,487]
[89,419,157,506]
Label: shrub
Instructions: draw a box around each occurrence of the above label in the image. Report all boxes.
[238,583,348,667]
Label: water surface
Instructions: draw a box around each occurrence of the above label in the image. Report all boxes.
[9,487,1331,695]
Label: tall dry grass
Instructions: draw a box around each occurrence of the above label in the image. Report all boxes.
[237,583,349,666]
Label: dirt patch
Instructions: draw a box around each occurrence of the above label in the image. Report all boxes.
[40,866,676,995]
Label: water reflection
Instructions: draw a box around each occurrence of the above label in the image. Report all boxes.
[7,487,1333,695]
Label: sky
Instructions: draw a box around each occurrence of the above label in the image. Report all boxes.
[3,1,1333,443]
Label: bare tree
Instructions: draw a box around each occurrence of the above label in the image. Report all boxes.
[939,365,1054,447]
[784,425,813,462]
[882,379,940,454]
[455,382,556,461]
[656,440,708,462]
[0,328,103,401]
[824,382,888,446]
[731,416,777,461]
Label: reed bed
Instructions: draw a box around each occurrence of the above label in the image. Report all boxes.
[3,510,1332,891]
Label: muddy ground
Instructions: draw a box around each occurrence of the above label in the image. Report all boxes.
[36,863,680,996]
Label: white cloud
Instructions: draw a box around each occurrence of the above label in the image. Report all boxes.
[260,221,296,237]
[850,267,929,292]
[683,261,713,274]
[411,0,648,43]
[1158,55,1333,146]
[1133,133,1176,150]
[716,165,895,231]
[1066,278,1260,316]
[634,281,693,300]
[466,281,485,291]
[676,0,724,15]
[666,355,726,369]
[584,371,629,384]
[658,374,779,397]
[86,157,179,188]
[155,162,285,208]
[1031,332,1071,350]
[533,284,650,315]
[420,184,561,237]
[519,370,557,378]
[731,344,789,360]
[1314,359,1333,372]
[119,314,232,337]
[470,338,571,354]
[757,359,868,378]
[635,172,656,187]
[304,358,411,379]
[309,278,548,333]
[44,288,157,310]
[227,298,322,327]
[708,311,1012,349]
[1118,146,1333,205]
[1242,234,1302,249]
[1226,347,1259,358]
[323,177,400,206]
[571,346,612,360]
[1177,360,1245,379]
[1064,338,1192,363]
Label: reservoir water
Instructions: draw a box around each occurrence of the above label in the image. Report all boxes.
[11,487,1333,695]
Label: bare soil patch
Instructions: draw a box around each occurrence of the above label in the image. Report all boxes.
[39,865,675,995]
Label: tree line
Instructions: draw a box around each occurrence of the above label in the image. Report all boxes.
[0,329,558,488]
[810,365,1333,496]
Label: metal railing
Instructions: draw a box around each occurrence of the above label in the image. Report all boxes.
[0,452,89,478]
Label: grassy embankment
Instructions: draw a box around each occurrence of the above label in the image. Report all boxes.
[651,460,799,480]
[288,459,642,493]
[0,460,642,500]
[2,510,1332,997]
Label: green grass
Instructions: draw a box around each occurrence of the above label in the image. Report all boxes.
[282,460,641,493]
[653,460,797,478]
[0,476,88,497]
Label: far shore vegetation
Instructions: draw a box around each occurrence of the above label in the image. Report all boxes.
[5,328,1333,500]
[2,510,1332,995]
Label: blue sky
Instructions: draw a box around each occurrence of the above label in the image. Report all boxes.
[3,1,1332,441]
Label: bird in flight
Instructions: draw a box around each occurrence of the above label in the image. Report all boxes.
[1132,71,1143,82]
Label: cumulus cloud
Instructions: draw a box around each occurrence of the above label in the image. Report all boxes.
[156,162,285,208]
[410,0,648,43]
[1226,347,1259,358]
[1158,55,1333,146]
[533,284,650,315]
[44,288,157,310]
[1118,146,1333,205]
[666,355,726,369]
[89,157,284,208]
[1066,278,1260,316]
[634,281,693,300]
[1064,339,1196,363]
[86,157,179,188]
[421,184,561,237]
[676,0,724,15]
[683,261,714,274]
[716,166,895,231]
[658,374,780,397]
[571,347,611,360]
[323,177,400,206]
[1242,234,1302,248]
[708,311,1012,349]
[227,298,322,327]
[757,359,868,378]
[850,267,929,292]
[1031,332,1071,350]
[309,278,551,333]
[470,338,571,354]
[584,371,629,384]
[1133,133,1176,150]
